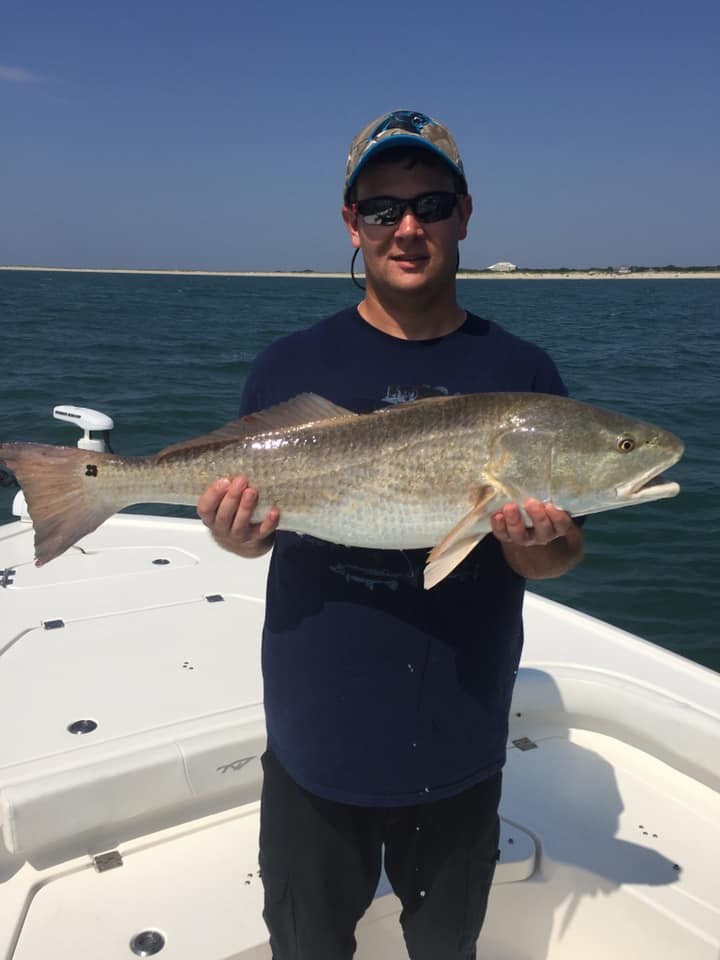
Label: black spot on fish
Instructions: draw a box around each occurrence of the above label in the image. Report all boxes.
[85,464,98,477]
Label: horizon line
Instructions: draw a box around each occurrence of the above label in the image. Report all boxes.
[2,264,720,280]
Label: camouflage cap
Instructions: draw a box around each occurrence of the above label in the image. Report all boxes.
[344,109,467,201]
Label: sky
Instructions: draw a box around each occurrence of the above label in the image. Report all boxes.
[2,0,719,271]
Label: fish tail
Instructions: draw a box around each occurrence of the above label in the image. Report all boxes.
[0,443,129,565]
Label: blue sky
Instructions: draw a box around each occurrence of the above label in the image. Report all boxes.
[2,0,718,271]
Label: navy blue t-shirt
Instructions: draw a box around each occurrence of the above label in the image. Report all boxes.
[240,307,567,806]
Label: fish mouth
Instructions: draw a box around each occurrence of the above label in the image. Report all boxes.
[617,473,680,503]
[615,449,684,504]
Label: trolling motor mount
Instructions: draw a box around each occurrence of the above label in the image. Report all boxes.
[53,405,115,453]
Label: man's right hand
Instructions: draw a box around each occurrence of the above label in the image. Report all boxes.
[197,476,280,557]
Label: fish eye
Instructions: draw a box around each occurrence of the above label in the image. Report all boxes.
[617,435,636,453]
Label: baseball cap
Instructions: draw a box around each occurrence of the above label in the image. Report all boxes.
[344,109,467,201]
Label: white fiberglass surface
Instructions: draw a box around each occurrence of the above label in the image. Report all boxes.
[4,728,719,960]
[0,596,264,767]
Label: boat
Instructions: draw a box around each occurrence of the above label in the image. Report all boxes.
[1,408,719,959]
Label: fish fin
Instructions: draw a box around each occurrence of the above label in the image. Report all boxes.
[424,485,497,589]
[0,443,125,565]
[154,393,356,462]
[240,394,356,431]
[424,535,485,590]
[426,485,497,563]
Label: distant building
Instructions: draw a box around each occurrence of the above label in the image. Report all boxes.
[487,261,517,272]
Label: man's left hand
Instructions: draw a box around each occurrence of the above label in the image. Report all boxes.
[491,499,584,579]
[491,499,574,546]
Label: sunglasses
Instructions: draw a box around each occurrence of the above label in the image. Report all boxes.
[353,191,460,226]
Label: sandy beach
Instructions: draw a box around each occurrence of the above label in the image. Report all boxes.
[1,265,719,280]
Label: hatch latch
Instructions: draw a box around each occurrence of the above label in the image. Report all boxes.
[93,850,124,872]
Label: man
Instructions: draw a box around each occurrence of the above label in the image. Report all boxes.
[198,110,584,960]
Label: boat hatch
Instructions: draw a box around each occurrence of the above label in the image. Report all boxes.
[6,804,537,959]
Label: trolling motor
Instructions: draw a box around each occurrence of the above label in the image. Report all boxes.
[12,405,115,519]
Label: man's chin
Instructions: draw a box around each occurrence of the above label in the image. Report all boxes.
[366,261,453,296]
[387,260,434,284]
[387,262,455,293]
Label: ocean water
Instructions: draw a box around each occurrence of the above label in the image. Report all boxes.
[1,270,718,671]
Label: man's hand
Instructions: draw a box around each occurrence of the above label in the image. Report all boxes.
[491,499,584,579]
[197,476,279,558]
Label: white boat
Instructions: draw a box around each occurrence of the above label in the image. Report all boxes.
[1,410,718,959]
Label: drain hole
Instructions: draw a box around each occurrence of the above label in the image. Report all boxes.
[130,930,166,955]
[67,719,98,735]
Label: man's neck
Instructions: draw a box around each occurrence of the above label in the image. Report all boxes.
[358,287,466,341]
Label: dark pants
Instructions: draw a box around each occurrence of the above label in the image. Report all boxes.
[259,749,501,960]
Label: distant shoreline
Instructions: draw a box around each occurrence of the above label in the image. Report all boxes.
[2,265,719,280]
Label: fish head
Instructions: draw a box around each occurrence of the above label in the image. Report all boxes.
[542,402,684,516]
[487,396,684,518]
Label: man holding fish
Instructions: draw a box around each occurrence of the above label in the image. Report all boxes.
[1,108,682,958]
[198,110,584,959]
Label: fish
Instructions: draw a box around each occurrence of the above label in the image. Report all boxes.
[0,392,684,588]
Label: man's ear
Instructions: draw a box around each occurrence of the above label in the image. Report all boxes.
[457,193,472,241]
[342,204,362,249]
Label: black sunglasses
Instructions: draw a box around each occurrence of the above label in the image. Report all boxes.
[354,191,460,226]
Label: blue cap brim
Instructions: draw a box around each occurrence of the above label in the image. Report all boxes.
[345,135,465,197]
